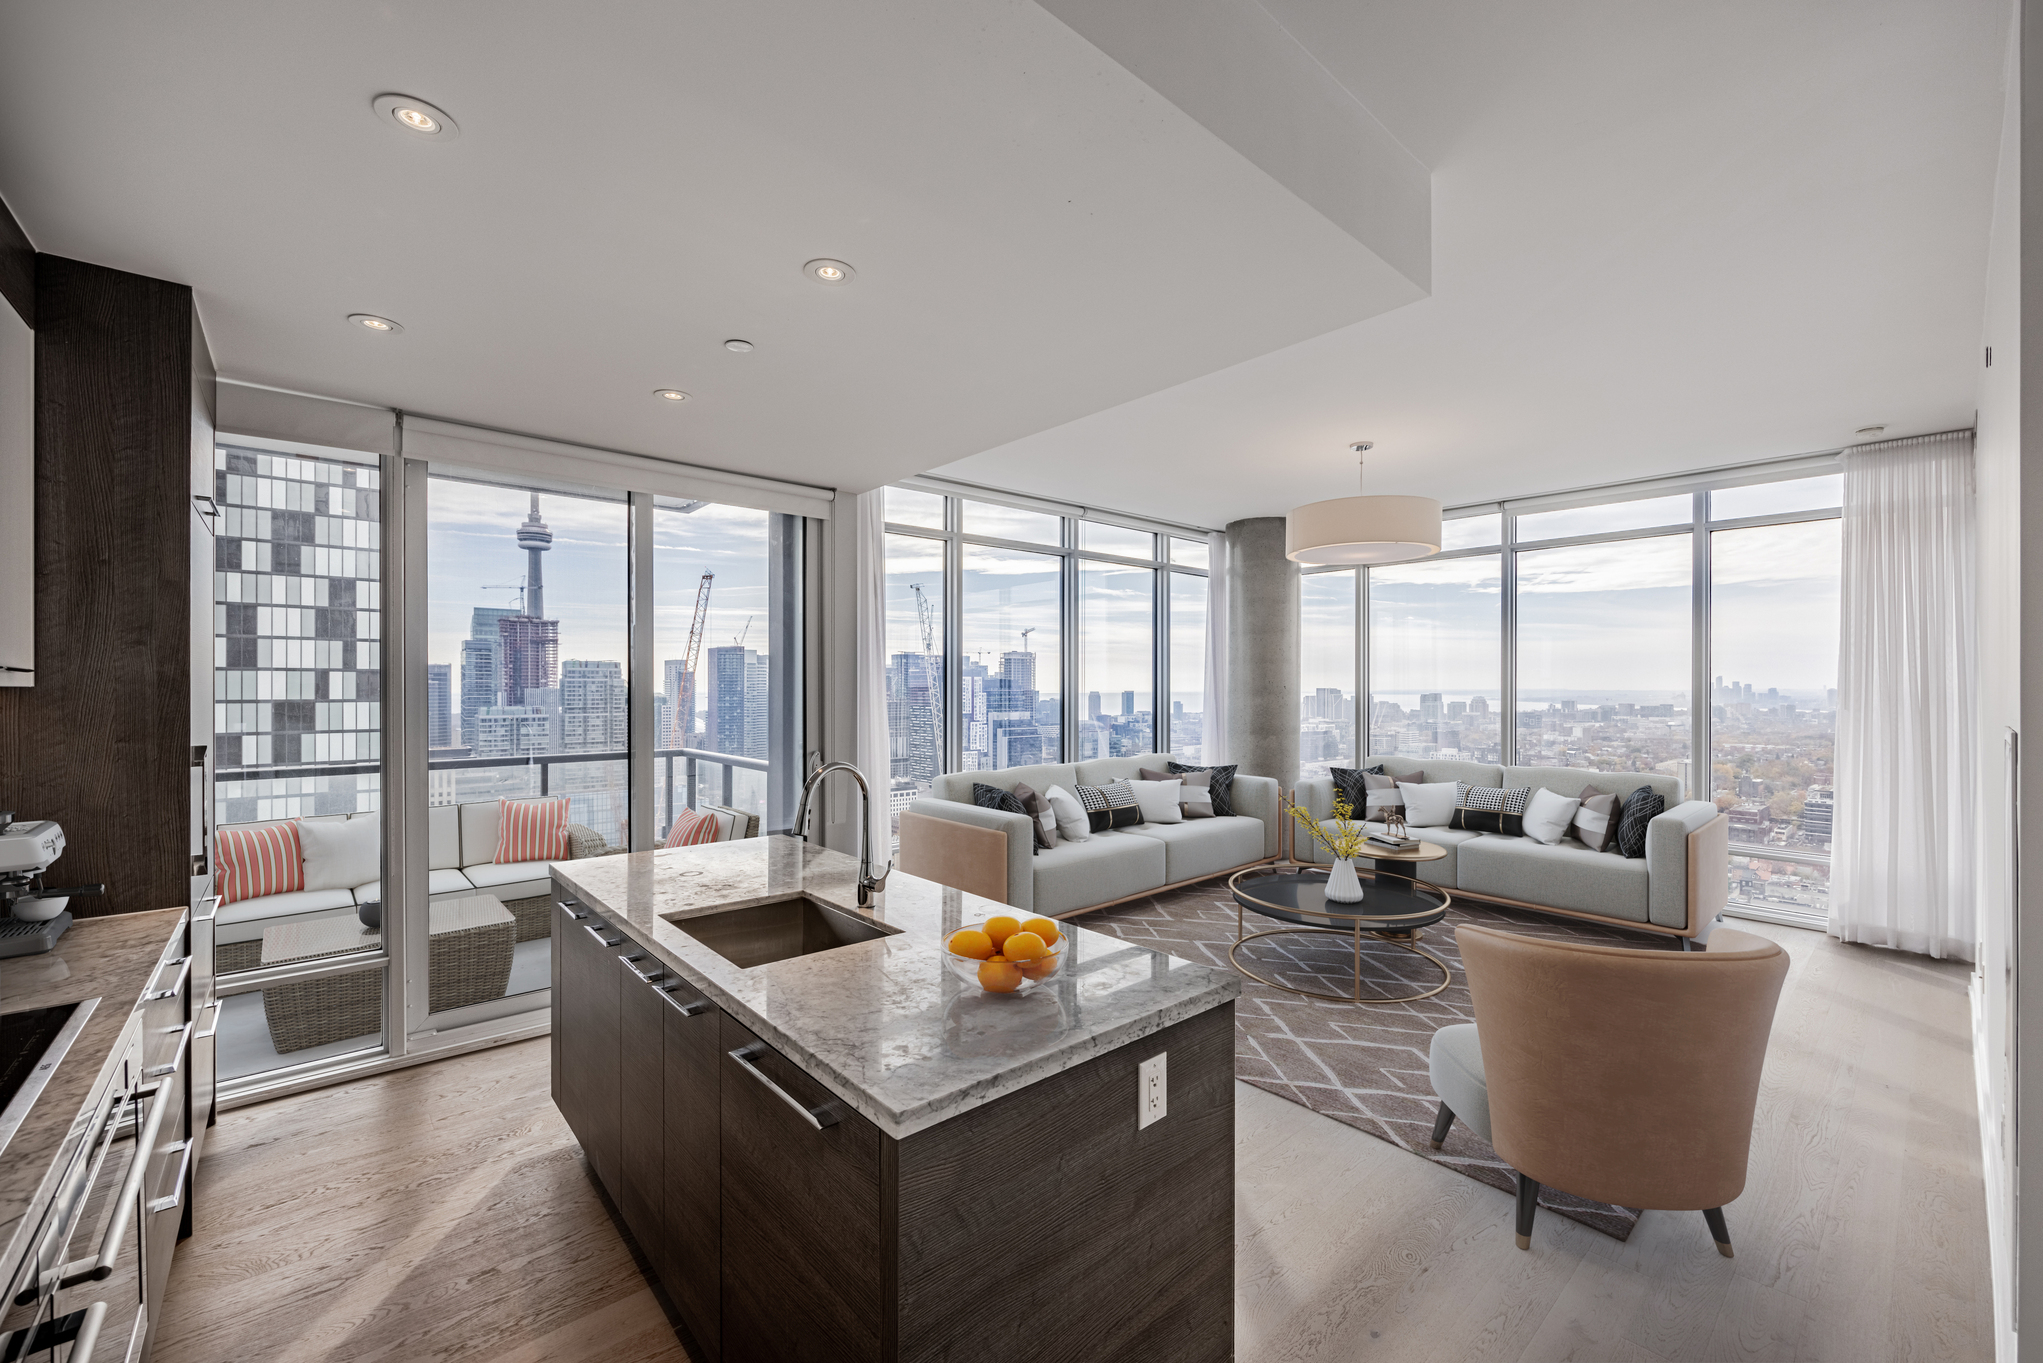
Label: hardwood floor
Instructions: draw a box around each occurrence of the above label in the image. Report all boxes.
[156,921,1990,1363]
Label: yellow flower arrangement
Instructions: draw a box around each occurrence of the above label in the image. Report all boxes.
[1287,794,1370,861]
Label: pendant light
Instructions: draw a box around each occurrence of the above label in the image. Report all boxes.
[1285,442,1442,565]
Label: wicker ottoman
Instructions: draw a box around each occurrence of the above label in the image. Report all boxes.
[261,895,517,1052]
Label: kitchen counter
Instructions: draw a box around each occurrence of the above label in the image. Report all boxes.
[552,836,1239,1138]
[0,908,187,1282]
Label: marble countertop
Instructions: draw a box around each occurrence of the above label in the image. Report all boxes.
[553,837,1238,1140]
[0,908,186,1281]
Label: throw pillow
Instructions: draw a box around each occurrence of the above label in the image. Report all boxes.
[1362,770,1404,814]
[662,806,718,848]
[1522,788,1582,845]
[1328,766,1370,814]
[971,783,1041,855]
[1044,785,1091,842]
[216,821,303,905]
[1398,780,1462,828]
[1571,785,1619,852]
[1459,784,1532,815]
[1143,766,1215,818]
[1009,781,1059,850]
[298,814,380,892]
[1450,807,1524,837]
[1615,787,1664,858]
[1128,777,1184,824]
[1167,761,1236,818]
[1077,780,1143,831]
[496,796,570,864]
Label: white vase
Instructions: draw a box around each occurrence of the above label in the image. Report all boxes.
[1325,858,1365,903]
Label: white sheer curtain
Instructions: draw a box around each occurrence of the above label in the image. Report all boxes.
[853,489,891,857]
[1202,530,1230,763]
[1831,431,1976,959]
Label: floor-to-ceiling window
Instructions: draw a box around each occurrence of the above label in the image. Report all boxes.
[879,485,1212,837]
[1367,552,1503,764]
[1299,569,1358,781]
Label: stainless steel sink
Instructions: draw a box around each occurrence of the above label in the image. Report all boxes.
[671,895,897,969]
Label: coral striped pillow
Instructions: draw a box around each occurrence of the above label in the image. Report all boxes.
[662,807,718,849]
[216,822,304,904]
[495,797,570,864]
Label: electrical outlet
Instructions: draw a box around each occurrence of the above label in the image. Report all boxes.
[1138,1052,1167,1129]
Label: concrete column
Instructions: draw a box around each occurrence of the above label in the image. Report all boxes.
[1227,517,1299,788]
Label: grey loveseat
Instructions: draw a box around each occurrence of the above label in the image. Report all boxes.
[1297,757,1730,944]
[898,753,1279,917]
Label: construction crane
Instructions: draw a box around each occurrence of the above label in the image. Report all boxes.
[675,571,713,747]
[909,583,937,655]
[733,614,754,649]
[1019,626,1035,653]
[482,582,526,612]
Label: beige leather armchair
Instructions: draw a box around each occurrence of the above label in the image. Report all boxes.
[1429,923,1789,1256]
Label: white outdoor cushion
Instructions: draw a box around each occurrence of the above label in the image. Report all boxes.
[428,804,462,870]
[1127,778,1184,824]
[1400,781,1462,828]
[1522,788,1583,845]
[460,801,501,867]
[1043,785,1091,842]
[464,860,553,891]
[298,813,379,892]
[215,887,357,931]
[351,869,474,903]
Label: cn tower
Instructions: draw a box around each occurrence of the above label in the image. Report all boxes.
[516,493,552,617]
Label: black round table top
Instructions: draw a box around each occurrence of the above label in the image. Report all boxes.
[1229,866,1450,931]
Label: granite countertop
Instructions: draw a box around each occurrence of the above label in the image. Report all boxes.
[553,837,1238,1140]
[0,908,187,1279]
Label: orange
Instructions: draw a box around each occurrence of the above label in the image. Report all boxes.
[1021,916,1060,946]
[1002,931,1047,962]
[1019,954,1060,981]
[977,956,1024,993]
[983,915,1021,950]
[948,928,995,960]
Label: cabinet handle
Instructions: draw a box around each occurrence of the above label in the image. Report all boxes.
[558,899,587,920]
[622,957,662,984]
[146,956,192,1001]
[44,1082,170,1293]
[146,1139,194,1215]
[660,984,710,1018]
[64,1301,109,1363]
[582,924,622,948]
[194,1000,222,1041]
[145,1020,194,1079]
[729,1044,839,1130]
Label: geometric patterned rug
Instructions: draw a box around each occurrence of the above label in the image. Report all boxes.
[1080,877,1682,1240]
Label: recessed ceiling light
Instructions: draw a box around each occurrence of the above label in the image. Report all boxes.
[372,93,460,140]
[348,313,403,333]
[654,389,692,402]
[1855,425,1887,437]
[803,259,855,285]
[724,339,755,352]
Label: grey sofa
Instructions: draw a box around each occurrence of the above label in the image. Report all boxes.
[898,753,1279,917]
[1297,757,1729,943]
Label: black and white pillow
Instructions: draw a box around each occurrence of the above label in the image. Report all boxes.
[1458,784,1532,814]
[972,782,1042,854]
[1167,762,1237,818]
[1328,766,1370,814]
[1076,779,1143,832]
[1614,787,1665,858]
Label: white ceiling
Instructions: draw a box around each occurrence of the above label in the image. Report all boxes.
[0,1,2011,525]
[941,0,2012,525]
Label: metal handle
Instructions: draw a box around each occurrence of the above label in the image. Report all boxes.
[582,923,622,948]
[194,999,222,1041]
[622,956,662,984]
[146,1138,194,1215]
[46,1082,171,1292]
[145,1021,194,1079]
[65,1301,109,1363]
[661,983,710,1017]
[146,955,192,1002]
[728,1044,838,1129]
[558,899,587,920]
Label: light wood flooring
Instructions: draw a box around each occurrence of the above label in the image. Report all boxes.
[157,921,1991,1362]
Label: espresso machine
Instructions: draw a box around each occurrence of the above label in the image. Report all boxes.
[0,817,104,956]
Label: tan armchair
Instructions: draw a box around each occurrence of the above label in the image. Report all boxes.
[1428,924,1788,1256]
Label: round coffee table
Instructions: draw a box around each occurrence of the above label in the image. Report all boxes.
[1227,866,1453,1005]
[1362,840,1446,884]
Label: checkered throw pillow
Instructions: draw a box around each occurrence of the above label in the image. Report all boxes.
[1076,780,1142,832]
[1458,783,1532,814]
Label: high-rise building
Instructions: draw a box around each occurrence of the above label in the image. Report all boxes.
[459,635,502,747]
[498,615,560,706]
[426,663,452,748]
[663,658,695,747]
[706,645,769,759]
[1002,650,1036,691]
[1088,691,1102,719]
[472,706,553,757]
[1421,692,1443,724]
[1121,689,1136,716]
[561,659,628,751]
[888,652,943,781]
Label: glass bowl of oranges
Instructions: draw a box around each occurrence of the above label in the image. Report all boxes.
[944,915,1068,994]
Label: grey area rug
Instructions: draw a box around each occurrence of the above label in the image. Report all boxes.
[1080,878,1680,1240]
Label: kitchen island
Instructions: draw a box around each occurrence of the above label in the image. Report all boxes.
[550,835,1239,1363]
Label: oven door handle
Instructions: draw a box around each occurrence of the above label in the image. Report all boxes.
[66,1301,110,1363]
[49,1082,172,1290]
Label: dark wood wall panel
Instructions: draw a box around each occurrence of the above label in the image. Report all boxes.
[0,255,194,917]
[0,195,29,327]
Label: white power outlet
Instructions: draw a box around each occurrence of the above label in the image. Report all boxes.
[1138,1052,1167,1129]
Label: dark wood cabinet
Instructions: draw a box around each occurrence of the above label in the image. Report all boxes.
[618,955,666,1254]
[556,899,623,1192]
[661,972,722,1357]
[718,1013,886,1363]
